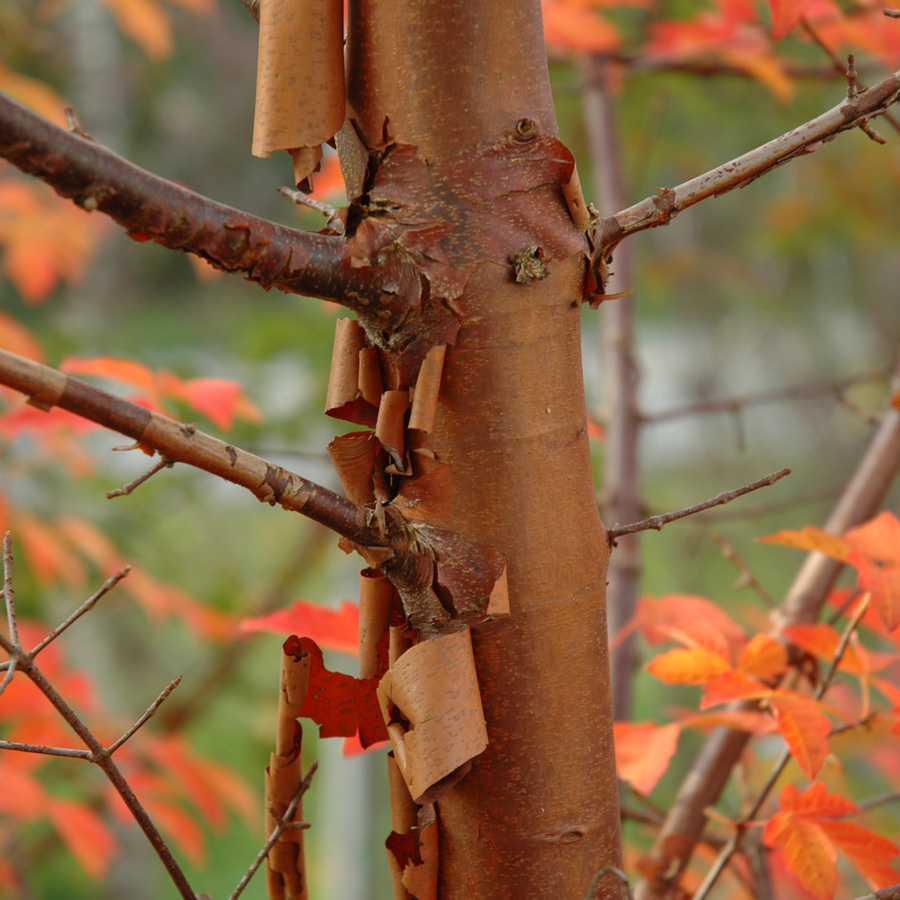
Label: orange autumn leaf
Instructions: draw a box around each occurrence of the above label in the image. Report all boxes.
[758,525,851,562]
[737,633,787,682]
[638,594,744,657]
[0,180,105,302]
[240,599,360,656]
[46,797,117,880]
[542,0,622,54]
[852,557,900,632]
[16,513,87,590]
[614,722,680,795]
[97,0,174,58]
[782,623,895,677]
[646,646,731,685]
[166,376,263,430]
[0,66,68,127]
[765,0,812,39]
[843,512,900,565]
[764,783,897,899]
[700,669,772,709]
[765,815,837,900]
[0,312,44,362]
[770,689,831,779]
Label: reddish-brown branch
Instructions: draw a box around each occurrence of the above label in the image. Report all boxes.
[595,68,900,286]
[0,92,377,309]
[635,351,900,900]
[0,348,384,550]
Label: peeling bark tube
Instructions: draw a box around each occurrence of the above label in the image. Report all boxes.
[377,628,488,804]
[252,0,345,191]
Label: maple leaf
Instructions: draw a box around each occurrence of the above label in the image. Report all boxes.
[843,512,900,564]
[639,594,745,657]
[240,599,360,656]
[700,669,772,709]
[736,633,787,682]
[851,555,900,632]
[614,722,680,795]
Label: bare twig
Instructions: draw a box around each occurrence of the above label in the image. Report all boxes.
[853,885,900,900]
[278,186,345,235]
[609,469,790,540]
[107,677,183,754]
[0,348,383,551]
[0,559,199,900]
[691,596,870,900]
[26,567,131,660]
[4,534,18,648]
[594,67,900,288]
[229,762,317,900]
[642,370,886,424]
[107,455,174,498]
[885,8,900,17]
[0,740,93,760]
[240,0,260,23]
[858,789,900,812]
[713,533,776,608]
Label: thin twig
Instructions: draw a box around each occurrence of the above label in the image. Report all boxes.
[4,533,18,648]
[712,532,776,608]
[278,186,345,235]
[0,740,93,760]
[229,762,317,900]
[642,370,886,424]
[107,456,173,498]
[885,8,900,17]
[691,596,870,900]
[240,0,260,23]
[107,677,182,754]
[609,469,790,539]
[28,567,131,659]
[857,789,900,812]
[0,657,17,698]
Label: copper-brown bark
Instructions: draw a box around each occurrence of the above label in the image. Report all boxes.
[345,3,622,897]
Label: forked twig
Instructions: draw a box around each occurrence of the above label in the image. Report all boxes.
[230,762,317,900]
[609,469,790,540]
[107,455,174,498]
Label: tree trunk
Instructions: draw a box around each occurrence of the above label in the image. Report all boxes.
[346,3,623,897]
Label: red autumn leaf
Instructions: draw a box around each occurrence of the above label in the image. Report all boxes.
[0,761,48,817]
[770,690,831,779]
[646,647,732,685]
[161,374,263,430]
[308,152,347,201]
[778,781,858,818]
[817,820,900,889]
[542,0,622,55]
[852,556,900,632]
[342,732,391,757]
[737,633,787,682]
[614,722,680,795]
[680,708,776,735]
[45,797,117,880]
[700,669,772,709]
[240,600,360,656]
[843,512,900,565]
[288,636,386,747]
[782,623,895,676]
[16,513,87,590]
[758,526,851,562]
[766,0,812,38]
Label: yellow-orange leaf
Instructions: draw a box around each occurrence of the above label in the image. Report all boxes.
[97,0,173,59]
[844,512,900,565]
[770,690,831,779]
[613,722,680,795]
[639,594,745,655]
[0,312,44,362]
[737,633,787,682]
[46,797,117,880]
[0,66,68,126]
[853,558,900,632]
[759,526,851,562]
[647,647,731,685]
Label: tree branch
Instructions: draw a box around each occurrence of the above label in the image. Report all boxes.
[609,468,790,540]
[594,68,900,285]
[0,92,373,308]
[0,348,384,550]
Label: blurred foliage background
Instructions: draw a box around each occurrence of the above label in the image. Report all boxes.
[1,0,899,897]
